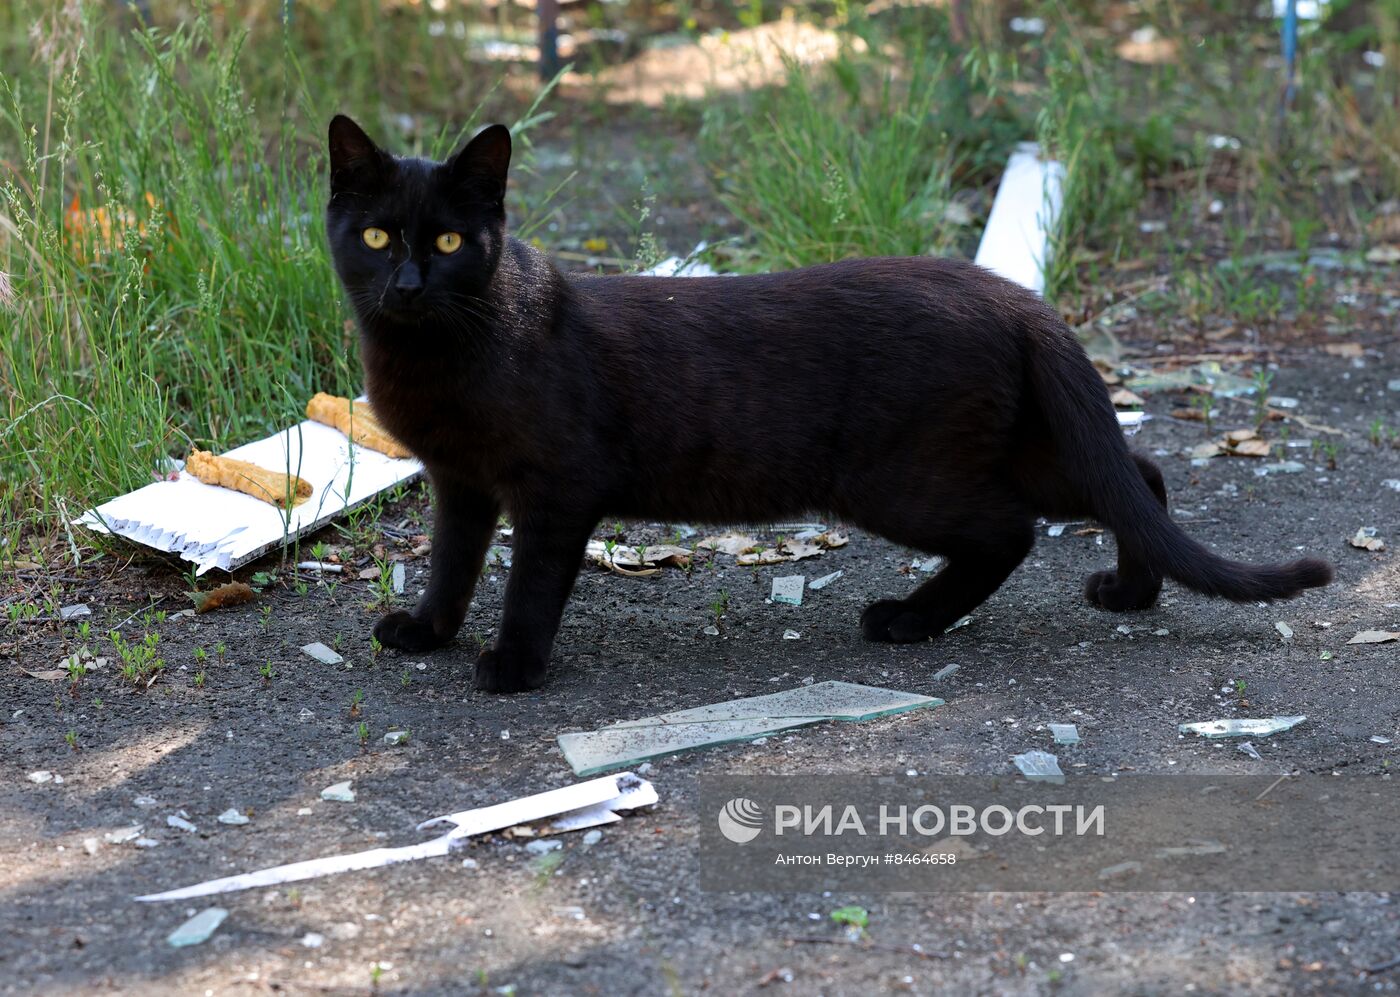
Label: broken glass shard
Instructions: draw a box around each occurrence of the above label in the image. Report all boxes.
[557,681,943,776]
[1179,716,1306,738]
[1156,840,1228,859]
[809,570,843,591]
[301,642,344,665]
[1049,723,1081,745]
[770,575,804,606]
[1254,461,1305,476]
[320,781,356,802]
[168,907,228,947]
[1013,750,1064,784]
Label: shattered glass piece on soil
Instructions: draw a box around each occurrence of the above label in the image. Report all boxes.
[217,809,250,825]
[932,664,960,681]
[320,781,355,802]
[1098,860,1142,881]
[1179,716,1307,738]
[391,561,406,594]
[59,603,90,620]
[301,642,344,665]
[167,814,197,833]
[1049,723,1081,745]
[1125,361,1257,398]
[1156,840,1228,859]
[770,575,804,606]
[1238,741,1262,760]
[1275,621,1294,641]
[557,681,943,776]
[809,570,843,590]
[104,825,143,844]
[1254,461,1306,476]
[167,907,227,947]
[1013,750,1064,785]
[1348,630,1400,645]
[383,730,410,745]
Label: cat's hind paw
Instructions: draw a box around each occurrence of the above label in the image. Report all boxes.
[1083,570,1161,612]
[860,600,940,643]
[474,646,548,693]
[373,610,449,652]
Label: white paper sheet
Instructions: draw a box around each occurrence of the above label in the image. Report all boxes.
[134,773,656,902]
[77,411,421,574]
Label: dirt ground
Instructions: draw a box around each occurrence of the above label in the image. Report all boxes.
[3,321,1399,994]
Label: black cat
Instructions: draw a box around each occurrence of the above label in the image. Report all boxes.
[325,116,1332,693]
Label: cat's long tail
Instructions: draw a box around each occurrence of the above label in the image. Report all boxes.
[1028,315,1332,602]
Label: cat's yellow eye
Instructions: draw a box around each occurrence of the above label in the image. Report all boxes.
[362,227,389,250]
[435,231,463,254]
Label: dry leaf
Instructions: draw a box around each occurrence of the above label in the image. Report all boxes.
[737,538,823,565]
[1189,442,1222,459]
[1225,428,1258,444]
[1322,342,1363,358]
[1367,213,1400,241]
[1171,407,1205,422]
[1350,528,1386,552]
[697,533,758,556]
[1348,630,1400,645]
[1365,245,1400,265]
[1116,35,1178,64]
[584,540,692,576]
[189,582,255,614]
[1233,439,1272,457]
[358,566,381,581]
[1110,389,1145,408]
[23,669,69,682]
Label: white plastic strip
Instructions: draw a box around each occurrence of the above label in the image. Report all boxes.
[974,141,1066,296]
[134,773,655,902]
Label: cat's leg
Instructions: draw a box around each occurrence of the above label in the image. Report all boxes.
[474,512,594,693]
[1083,453,1167,612]
[374,479,498,652]
[862,518,1035,643]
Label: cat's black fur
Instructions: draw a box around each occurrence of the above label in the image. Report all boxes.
[325,115,1333,693]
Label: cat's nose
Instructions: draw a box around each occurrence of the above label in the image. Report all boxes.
[394,267,424,303]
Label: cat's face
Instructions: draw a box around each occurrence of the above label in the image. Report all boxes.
[325,115,511,326]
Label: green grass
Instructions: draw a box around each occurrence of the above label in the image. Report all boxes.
[0,0,550,540]
[700,47,971,268]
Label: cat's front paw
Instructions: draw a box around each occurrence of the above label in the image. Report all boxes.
[474,645,548,693]
[373,610,449,652]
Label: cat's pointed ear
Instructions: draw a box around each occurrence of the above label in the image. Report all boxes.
[328,114,389,193]
[445,124,511,206]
